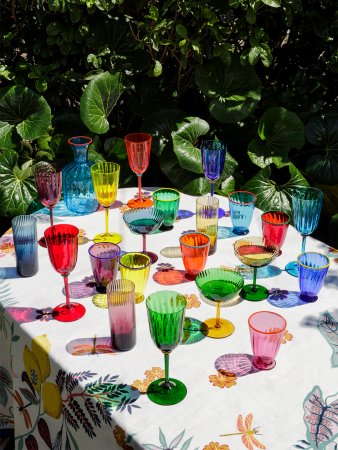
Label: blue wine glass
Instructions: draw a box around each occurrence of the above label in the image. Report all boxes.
[201,140,226,197]
[285,187,324,277]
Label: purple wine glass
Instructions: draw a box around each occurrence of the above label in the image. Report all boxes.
[201,140,226,197]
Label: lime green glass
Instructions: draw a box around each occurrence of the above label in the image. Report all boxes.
[91,162,121,244]
[153,188,180,230]
[195,268,244,338]
[119,252,151,304]
[146,291,187,405]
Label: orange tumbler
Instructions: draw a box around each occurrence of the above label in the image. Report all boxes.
[179,232,210,279]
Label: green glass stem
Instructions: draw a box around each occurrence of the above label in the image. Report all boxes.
[215,302,221,328]
[252,267,257,292]
[104,207,109,235]
[301,235,307,253]
[164,352,170,389]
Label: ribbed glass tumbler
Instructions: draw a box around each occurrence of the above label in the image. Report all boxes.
[12,215,39,277]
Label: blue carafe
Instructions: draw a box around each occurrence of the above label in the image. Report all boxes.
[63,136,99,215]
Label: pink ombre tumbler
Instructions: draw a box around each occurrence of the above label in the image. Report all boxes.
[248,311,287,370]
[107,279,136,351]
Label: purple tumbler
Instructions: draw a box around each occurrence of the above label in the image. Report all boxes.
[88,243,121,293]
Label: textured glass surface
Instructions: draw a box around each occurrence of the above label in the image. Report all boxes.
[261,211,290,254]
[88,243,121,293]
[123,208,164,234]
[298,252,330,301]
[229,190,256,235]
[292,187,324,236]
[119,252,151,303]
[153,188,180,229]
[201,140,226,181]
[196,196,219,255]
[179,232,210,278]
[195,268,244,302]
[12,215,38,277]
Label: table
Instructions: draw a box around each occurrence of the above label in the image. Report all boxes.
[1,187,338,450]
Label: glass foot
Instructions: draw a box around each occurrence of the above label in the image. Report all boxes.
[38,236,47,248]
[201,318,235,339]
[253,356,276,370]
[127,197,153,209]
[218,207,226,219]
[233,227,249,235]
[93,232,122,244]
[143,251,158,264]
[240,284,269,301]
[52,303,86,322]
[147,378,187,405]
[285,261,298,277]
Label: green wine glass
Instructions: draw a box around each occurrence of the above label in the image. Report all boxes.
[146,291,187,405]
[195,268,244,338]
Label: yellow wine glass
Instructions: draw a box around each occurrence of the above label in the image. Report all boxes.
[91,162,122,244]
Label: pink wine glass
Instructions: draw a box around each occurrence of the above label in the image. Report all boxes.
[44,224,86,322]
[34,162,62,247]
[125,133,153,208]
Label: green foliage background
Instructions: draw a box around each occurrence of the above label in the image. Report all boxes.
[0,0,337,243]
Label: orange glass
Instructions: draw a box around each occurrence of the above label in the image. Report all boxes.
[179,232,210,279]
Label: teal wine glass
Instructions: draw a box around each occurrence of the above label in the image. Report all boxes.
[146,291,187,405]
[285,187,324,277]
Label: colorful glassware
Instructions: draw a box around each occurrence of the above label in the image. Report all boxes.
[297,252,330,302]
[88,243,121,293]
[153,188,180,230]
[91,162,121,244]
[261,211,290,255]
[119,252,151,303]
[12,215,39,277]
[44,224,86,322]
[201,140,226,197]
[146,291,187,405]
[195,268,244,339]
[125,133,153,208]
[228,190,256,235]
[196,196,219,255]
[179,232,210,279]
[63,136,98,215]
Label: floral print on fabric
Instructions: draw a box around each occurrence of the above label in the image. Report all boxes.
[209,371,237,389]
[281,330,293,344]
[0,237,15,258]
[203,442,230,450]
[132,367,165,394]
[184,293,201,309]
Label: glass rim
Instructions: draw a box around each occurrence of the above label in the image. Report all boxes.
[90,162,120,173]
[44,224,79,239]
[228,190,257,204]
[196,196,219,206]
[297,251,330,269]
[145,291,187,314]
[248,310,287,334]
[107,278,135,295]
[292,186,324,199]
[179,232,210,248]
[196,267,244,288]
[261,210,290,225]
[12,214,37,226]
[124,132,152,143]
[67,136,93,146]
[233,236,279,252]
[88,242,121,259]
[119,252,151,269]
[153,188,180,201]
[200,139,226,148]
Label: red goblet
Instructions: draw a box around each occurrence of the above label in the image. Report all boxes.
[44,224,86,322]
[125,133,153,208]
[34,162,62,247]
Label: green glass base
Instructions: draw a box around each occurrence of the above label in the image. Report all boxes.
[240,284,269,301]
[93,232,122,244]
[201,318,235,339]
[147,378,187,405]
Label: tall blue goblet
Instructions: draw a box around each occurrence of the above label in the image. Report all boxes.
[201,140,226,197]
[285,187,324,277]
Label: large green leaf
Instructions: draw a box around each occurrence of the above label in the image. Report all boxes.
[172,117,209,174]
[195,57,261,123]
[248,107,305,168]
[80,72,124,134]
[0,86,51,143]
[261,0,281,6]
[0,149,36,217]
[304,113,338,184]
[243,163,308,219]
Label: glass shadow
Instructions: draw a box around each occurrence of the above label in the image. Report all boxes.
[268,290,310,308]
[180,317,206,345]
[215,353,260,377]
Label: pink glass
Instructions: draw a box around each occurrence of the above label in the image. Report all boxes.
[179,232,210,279]
[261,211,290,255]
[44,224,86,322]
[248,311,287,370]
[125,133,153,208]
[34,162,62,247]
[88,243,121,293]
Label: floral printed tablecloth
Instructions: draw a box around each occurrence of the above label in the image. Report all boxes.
[1,188,338,450]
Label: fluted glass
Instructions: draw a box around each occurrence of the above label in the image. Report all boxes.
[12,215,38,277]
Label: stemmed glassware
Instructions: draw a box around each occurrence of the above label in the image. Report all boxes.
[285,187,324,277]
[146,291,187,405]
[34,162,62,247]
[195,268,244,338]
[234,236,279,301]
[125,133,153,208]
[44,224,86,322]
[123,207,164,264]
[201,140,226,197]
[90,162,122,244]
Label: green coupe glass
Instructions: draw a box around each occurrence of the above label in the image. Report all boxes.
[146,291,187,405]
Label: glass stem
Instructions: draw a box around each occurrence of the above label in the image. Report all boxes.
[164,352,170,386]
[142,234,146,253]
[252,267,257,292]
[210,181,215,197]
[215,302,221,328]
[301,235,306,253]
[137,174,142,201]
[105,207,109,236]
[49,207,54,227]
[63,275,70,308]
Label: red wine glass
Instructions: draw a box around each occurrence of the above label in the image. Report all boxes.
[125,133,153,208]
[44,224,86,322]
[34,162,62,247]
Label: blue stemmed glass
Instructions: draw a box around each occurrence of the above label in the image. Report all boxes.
[201,140,226,218]
[123,207,164,264]
[285,187,324,277]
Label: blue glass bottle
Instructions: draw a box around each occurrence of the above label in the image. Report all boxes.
[63,136,98,215]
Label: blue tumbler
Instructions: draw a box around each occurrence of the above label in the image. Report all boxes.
[298,252,329,302]
[12,215,39,277]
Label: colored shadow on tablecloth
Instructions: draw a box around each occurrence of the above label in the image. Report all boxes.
[217,226,238,239]
[65,276,97,299]
[215,353,260,377]
[235,264,282,279]
[180,318,206,345]
[176,210,195,220]
[267,289,309,308]
[153,266,192,285]
[66,336,115,356]
[6,307,54,323]
[0,267,21,279]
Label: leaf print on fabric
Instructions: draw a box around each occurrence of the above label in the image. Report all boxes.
[113,425,134,449]
[221,413,266,450]
[143,428,196,450]
[318,312,338,367]
[303,386,338,449]
[209,371,237,389]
